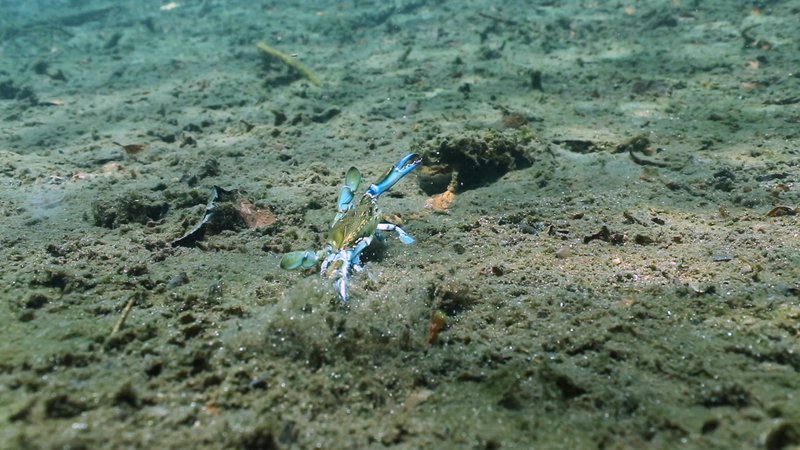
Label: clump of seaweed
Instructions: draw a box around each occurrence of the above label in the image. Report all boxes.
[256,42,321,86]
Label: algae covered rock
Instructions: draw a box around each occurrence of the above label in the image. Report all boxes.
[91,191,169,229]
[412,129,534,195]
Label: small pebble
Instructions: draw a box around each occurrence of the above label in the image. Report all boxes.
[166,272,189,289]
[555,246,573,259]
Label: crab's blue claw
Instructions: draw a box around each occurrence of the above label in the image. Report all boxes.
[337,167,361,213]
[332,167,362,226]
[280,251,319,270]
[366,153,422,198]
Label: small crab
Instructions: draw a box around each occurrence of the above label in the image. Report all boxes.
[280,153,422,302]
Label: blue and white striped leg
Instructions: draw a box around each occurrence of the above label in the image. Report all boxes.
[377,223,415,244]
[331,236,373,303]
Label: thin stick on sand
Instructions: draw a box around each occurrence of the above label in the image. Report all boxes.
[256,42,322,86]
[109,295,137,337]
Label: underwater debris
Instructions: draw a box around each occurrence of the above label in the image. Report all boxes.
[427,310,447,345]
[397,46,412,64]
[766,206,796,217]
[616,135,651,154]
[552,138,605,154]
[741,24,772,50]
[477,11,519,26]
[112,141,147,155]
[528,69,543,91]
[256,42,321,86]
[583,225,624,245]
[425,188,456,212]
[238,198,277,229]
[104,31,123,49]
[432,282,479,316]
[109,294,138,338]
[501,111,529,129]
[40,99,65,106]
[404,389,434,410]
[172,186,275,247]
[628,148,670,168]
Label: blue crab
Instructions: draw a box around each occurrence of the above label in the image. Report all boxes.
[280,153,422,302]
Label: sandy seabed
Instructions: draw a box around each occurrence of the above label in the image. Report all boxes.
[1,1,799,449]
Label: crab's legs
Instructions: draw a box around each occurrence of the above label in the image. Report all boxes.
[322,237,372,302]
[376,223,415,244]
